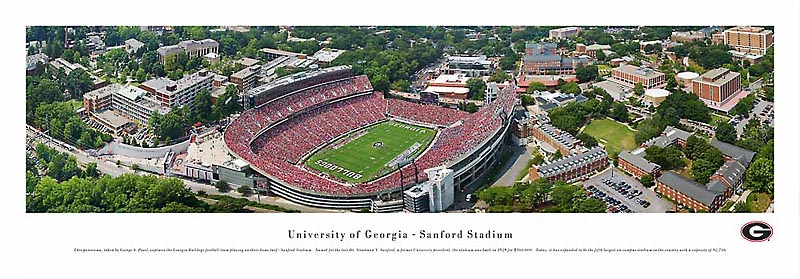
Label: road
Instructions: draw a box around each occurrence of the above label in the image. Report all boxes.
[27,129,340,213]
[492,144,534,187]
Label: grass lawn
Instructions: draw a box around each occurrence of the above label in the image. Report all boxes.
[746,192,772,213]
[65,99,83,112]
[597,64,612,76]
[305,121,436,183]
[583,118,637,156]
[720,201,735,212]
[710,114,730,125]
[678,158,693,178]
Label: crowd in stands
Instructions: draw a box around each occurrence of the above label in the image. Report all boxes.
[386,99,469,127]
[223,75,518,196]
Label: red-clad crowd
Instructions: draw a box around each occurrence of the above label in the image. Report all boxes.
[386,99,469,127]
[223,75,518,196]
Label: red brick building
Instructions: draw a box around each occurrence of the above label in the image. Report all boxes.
[692,68,742,105]
[656,172,727,212]
[529,147,609,183]
[617,150,660,179]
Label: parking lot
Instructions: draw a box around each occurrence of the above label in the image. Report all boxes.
[583,168,671,213]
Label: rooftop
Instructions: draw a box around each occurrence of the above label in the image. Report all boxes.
[260,48,303,57]
[709,140,756,167]
[697,68,740,86]
[85,83,122,100]
[644,126,692,148]
[312,48,346,63]
[536,147,607,176]
[534,123,579,149]
[715,160,746,186]
[237,57,260,67]
[125,38,144,49]
[657,172,720,207]
[613,65,665,79]
[245,65,351,98]
[725,26,773,35]
[619,150,660,173]
[95,110,132,129]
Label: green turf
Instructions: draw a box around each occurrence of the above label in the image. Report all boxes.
[583,118,637,156]
[746,192,772,213]
[710,114,730,125]
[305,121,436,183]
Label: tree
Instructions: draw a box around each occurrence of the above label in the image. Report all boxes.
[84,162,99,178]
[488,71,509,83]
[610,102,630,122]
[237,185,252,196]
[559,82,581,94]
[215,180,231,192]
[639,175,655,188]
[550,182,582,212]
[550,151,562,161]
[527,82,547,93]
[576,198,607,213]
[633,82,644,95]
[575,65,599,83]
[466,78,486,100]
[683,135,706,160]
[27,174,211,213]
[26,171,39,194]
[576,133,598,148]
[595,50,607,62]
[691,159,716,184]
[733,201,751,213]
[715,121,737,143]
[745,158,774,194]
[645,146,686,171]
[731,94,756,116]
[192,89,213,122]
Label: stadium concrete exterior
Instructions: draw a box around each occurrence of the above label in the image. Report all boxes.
[223,67,514,210]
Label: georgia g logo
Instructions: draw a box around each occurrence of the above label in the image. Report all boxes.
[741,221,772,242]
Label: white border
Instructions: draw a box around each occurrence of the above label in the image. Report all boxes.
[2,0,798,278]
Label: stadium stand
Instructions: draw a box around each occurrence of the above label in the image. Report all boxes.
[223,70,517,208]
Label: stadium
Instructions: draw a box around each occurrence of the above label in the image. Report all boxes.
[223,66,516,210]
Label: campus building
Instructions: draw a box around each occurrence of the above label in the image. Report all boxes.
[710,139,756,167]
[111,85,169,125]
[643,126,692,149]
[157,39,219,63]
[723,26,774,55]
[670,31,706,43]
[523,43,588,75]
[531,123,581,156]
[140,69,214,109]
[691,68,742,105]
[83,83,120,113]
[230,65,261,93]
[312,48,346,65]
[549,27,581,39]
[402,167,455,213]
[618,150,661,179]
[656,172,727,212]
[47,58,107,89]
[445,55,494,77]
[529,147,609,183]
[259,48,305,61]
[608,65,666,89]
[576,43,611,58]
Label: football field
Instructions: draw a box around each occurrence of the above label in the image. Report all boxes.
[305,121,436,183]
